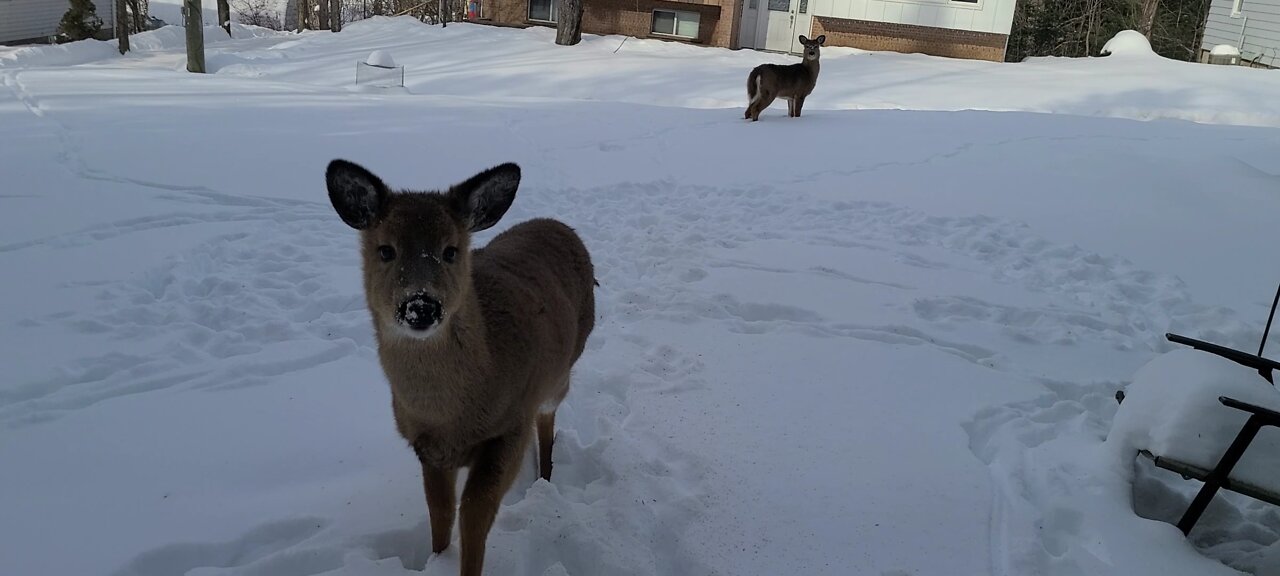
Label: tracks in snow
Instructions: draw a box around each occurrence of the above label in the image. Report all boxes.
[2,164,1259,573]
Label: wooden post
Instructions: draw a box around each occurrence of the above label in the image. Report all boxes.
[218,0,231,35]
[555,0,582,45]
[115,0,130,53]
[330,0,342,31]
[184,0,205,73]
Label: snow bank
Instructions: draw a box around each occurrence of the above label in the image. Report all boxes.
[0,23,291,69]
[128,23,288,51]
[1101,30,1158,58]
[0,40,120,68]
[1109,348,1280,489]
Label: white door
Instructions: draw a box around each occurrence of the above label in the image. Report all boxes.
[755,0,811,53]
[762,0,795,52]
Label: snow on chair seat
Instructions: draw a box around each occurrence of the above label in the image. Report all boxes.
[1112,283,1280,536]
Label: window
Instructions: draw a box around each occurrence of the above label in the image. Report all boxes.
[528,0,556,22]
[1231,0,1243,17]
[767,0,788,11]
[951,0,979,3]
[652,9,700,38]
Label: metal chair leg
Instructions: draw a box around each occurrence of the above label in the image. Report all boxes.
[1177,415,1265,535]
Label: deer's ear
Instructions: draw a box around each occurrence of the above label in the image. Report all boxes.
[450,163,521,233]
[799,35,810,44]
[327,159,388,230]
[815,34,826,45]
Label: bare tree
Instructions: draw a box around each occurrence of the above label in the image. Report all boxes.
[218,0,231,35]
[127,0,148,33]
[116,0,130,53]
[297,0,310,30]
[234,0,284,29]
[330,0,342,31]
[1138,0,1160,38]
[555,0,583,45]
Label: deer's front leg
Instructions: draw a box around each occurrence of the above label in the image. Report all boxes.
[786,97,795,117]
[422,464,457,553]
[795,95,805,117]
[459,431,530,576]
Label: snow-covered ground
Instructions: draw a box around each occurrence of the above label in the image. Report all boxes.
[2,17,1280,576]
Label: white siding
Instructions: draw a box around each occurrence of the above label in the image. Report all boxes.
[1,0,115,44]
[1202,0,1280,66]
[810,0,1015,34]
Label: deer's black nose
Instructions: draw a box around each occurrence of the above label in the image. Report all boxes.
[397,296,442,330]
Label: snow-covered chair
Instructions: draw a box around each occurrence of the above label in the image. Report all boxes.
[1114,283,1280,536]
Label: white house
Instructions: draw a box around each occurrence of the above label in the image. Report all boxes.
[1202,0,1280,67]
[1,0,116,45]
[737,0,1016,60]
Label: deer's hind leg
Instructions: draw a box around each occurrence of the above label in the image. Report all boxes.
[537,411,556,481]
[751,91,777,121]
[536,375,569,481]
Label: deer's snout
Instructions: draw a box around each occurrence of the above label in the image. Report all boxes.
[397,294,443,331]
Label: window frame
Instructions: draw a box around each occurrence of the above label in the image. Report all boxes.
[650,8,701,39]
[527,0,557,23]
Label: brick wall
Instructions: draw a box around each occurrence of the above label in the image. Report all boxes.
[482,0,741,48]
[811,16,1006,62]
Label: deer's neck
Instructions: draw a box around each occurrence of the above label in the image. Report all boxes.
[805,58,820,81]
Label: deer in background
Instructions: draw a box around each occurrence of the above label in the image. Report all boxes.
[326,159,596,576]
[745,34,826,121]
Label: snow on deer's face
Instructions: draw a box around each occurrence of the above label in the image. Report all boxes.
[326,160,519,340]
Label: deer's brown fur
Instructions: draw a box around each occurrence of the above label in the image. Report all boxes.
[326,159,595,576]
[745,34,826,121]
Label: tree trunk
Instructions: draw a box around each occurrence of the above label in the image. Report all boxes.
[439,0,448,27]
[116,0,130,53]
[184,0,205,72]
[330,0,341,31]
[1139,0,1160,39]
[555,0,582,45]
[218,0,231,35]
[297,0,309,30]
[318,0,329,29]
[127,0,143,33]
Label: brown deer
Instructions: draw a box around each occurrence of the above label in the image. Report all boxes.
[326,159,595,576]
[745,34,826,121]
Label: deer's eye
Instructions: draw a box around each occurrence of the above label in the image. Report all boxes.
[442,246,459,264]
[377,245,396,262]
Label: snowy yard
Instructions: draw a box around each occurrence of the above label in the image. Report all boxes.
[3,16,1280,576]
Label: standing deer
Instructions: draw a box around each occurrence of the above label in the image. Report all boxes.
[326,159,596,576]
[745,34,826,121]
